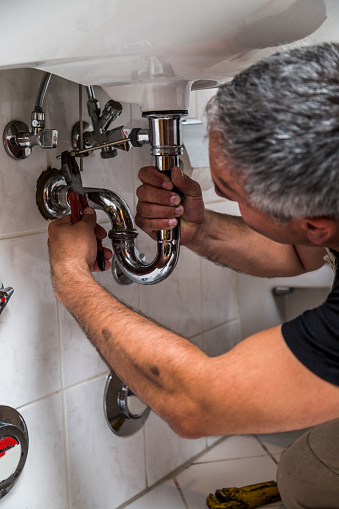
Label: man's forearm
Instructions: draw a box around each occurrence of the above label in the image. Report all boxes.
[53,265,211,437]
[186,209,323,277]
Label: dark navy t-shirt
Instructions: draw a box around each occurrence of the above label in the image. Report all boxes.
[282,250,339,386]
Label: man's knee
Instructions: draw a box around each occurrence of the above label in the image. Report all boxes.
[277,420,339,509]
[277,432,309,509]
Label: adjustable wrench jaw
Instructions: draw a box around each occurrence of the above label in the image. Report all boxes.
[60,150,85,195]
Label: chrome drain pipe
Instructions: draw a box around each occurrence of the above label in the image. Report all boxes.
[87,111,187,285]
[84,186,179,284]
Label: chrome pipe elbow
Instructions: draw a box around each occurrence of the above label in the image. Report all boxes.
[85,188,180,285]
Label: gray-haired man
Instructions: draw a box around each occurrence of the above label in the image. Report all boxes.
[48,43,339,507]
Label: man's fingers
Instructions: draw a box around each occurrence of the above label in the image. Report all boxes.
[94,223,108,240]
[135,216,178,232]
[91,257,112,272]
[81,207,97,227]
[138,166,173,190]
[171,166,202,197]
[136,202,183,219]
[104,247,113,260]
[137,184,181,206]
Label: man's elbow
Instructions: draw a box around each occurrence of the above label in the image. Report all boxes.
[165,401,213,440]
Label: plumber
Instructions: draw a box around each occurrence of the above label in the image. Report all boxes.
[48,42,339,508]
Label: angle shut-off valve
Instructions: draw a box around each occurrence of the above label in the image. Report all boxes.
[3,73,58,160]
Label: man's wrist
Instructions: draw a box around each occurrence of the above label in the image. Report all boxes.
[50,260,94,307]
[185,210,213,254]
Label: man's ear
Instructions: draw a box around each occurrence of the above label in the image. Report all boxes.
[298,217,337,245]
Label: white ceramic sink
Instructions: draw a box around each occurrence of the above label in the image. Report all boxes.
[2,0,339,110]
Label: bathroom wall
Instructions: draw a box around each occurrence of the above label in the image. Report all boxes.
[0,70,332,508]
[0,70,241,508]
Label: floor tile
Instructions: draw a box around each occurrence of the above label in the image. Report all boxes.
[256,428,310,456]
[194,435,266,463]
[176,455,278,508]
[127,480,186,509]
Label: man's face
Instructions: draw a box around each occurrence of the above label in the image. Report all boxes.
[208,131,308,245]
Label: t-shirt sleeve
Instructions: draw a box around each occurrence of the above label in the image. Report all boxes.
[281,282,339,386]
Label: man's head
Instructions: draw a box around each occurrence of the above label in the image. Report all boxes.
[206,42,339,227]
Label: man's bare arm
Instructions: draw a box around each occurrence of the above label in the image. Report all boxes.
[48,211,338,438]
[186,209,326,276]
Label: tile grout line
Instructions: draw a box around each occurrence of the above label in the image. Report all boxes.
[17,370,110,412]
[189,317,240,341]
[193,452,268,465]
[253,435,279,465]
[0,228,48,241]
[130,102,149,493]
[233,272,244,341]
[199,256,209,450]
[173,477,189,509]
[56,299,72,509]
[143,424,149,490]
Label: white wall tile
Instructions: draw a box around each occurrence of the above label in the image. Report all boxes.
[1,395,68,509]
[237,274,286,339]
[0,234,60,407]
[64,375,146,508]
[201,191,240,333]
[145,412,206,486]
[139,245,203,338]
[203,320,241,358]
[60,265,139,388]
[59,305,107,389]
[202,262,237,331]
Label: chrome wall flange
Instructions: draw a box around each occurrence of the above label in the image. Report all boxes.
[104,372,150,437]
[3,121,32,160]
[0,406,29,500]
[36,168,70,220]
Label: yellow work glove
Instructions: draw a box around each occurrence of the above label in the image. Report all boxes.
[206,480,281,509]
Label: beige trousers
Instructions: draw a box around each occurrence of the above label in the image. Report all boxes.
[277,418,339,508]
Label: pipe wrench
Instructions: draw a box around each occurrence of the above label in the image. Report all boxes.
[60,150,105,271]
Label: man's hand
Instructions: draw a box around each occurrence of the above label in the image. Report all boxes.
[136,166,205,247]
[48,208,112,301]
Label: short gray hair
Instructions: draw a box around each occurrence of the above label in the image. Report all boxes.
[206,42,339,223]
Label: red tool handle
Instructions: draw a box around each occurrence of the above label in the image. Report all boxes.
[68,191,105,271]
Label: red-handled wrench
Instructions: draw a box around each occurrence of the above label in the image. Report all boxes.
[61,151,106,271]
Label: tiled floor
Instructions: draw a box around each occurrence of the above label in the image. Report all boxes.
[126,429,309,509]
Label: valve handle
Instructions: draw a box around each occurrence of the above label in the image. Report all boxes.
[0,282,14,316]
